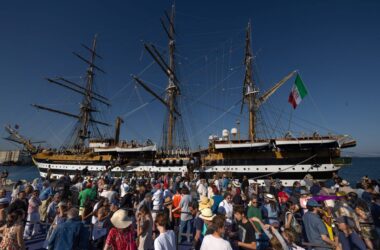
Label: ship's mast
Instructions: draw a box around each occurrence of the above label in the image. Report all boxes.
[32,35,110,150]
[166,4,178,152]
[78,36,97,148]
[242,21,257,142]
[133,5,184,154]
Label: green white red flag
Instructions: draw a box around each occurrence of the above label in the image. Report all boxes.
[288,74,308,109]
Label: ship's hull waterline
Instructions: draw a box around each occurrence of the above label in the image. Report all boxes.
[33,157,341,186]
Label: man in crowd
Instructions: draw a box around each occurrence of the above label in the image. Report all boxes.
[48,208,89,250]
[233,205,257,250]
[303,199,338,250]
[200,215,232,250]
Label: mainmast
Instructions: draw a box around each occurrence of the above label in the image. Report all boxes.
[242,21,257,142]
[133,5,186,154]
[166,4,178,152]
[78,36,98,148]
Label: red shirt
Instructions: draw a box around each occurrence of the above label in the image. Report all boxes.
[105,227,136,250]
[278,191,289,204]
[172,194,182,218]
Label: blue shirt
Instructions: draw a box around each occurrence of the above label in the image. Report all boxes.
[338,231,366,250]
[48,218,89,250]
[303,211,329,250]
[39,186,53,201]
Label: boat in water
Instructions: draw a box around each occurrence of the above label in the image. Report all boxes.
[4,6,356,185]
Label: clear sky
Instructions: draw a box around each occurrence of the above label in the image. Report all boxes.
[1,0,379,156]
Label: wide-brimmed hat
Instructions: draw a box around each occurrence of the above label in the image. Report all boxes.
[198,196,214,210]
[199,208,215,221]
[232,180,240,188]
[0,198,9,205]
[264,193,276,201]
[163,197,172,206]
[110,209,133,229]
[340,180,350,186]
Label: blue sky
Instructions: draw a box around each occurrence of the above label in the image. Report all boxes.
[1,0,379,156]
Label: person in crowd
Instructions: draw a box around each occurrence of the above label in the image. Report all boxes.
[233,205,257,250]
[263,193,279,225]
[8,190,27,216]
[154,213,176,250]
[152,183,163,222]
[172,187,193,243]
[210,186,223,214]
[190,200,203,250]
[0,210,25,249]
[371,194,380,238]
[100,184,118,204]
[0,197,10,227]
[48,208,89,250]
[284,200,302,239]
[335,215,366,250]
[163,196,173,230]
[46,193,61,223]
[104,208,136,250]
[172,187,182,227]
[247,195,262,233]
[302,199,337,250]
[120,177,129,198]
[78,182,96,216]
[24,189,41,239]
[355,204,377,249]
[218,192,233,225]
[200,215,232,250]
[197,179,208,198]
[137,204,153,250]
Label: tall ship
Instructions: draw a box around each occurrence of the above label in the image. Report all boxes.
[4,7,356,184]
[195,22,356,185]
[4,36,157,179]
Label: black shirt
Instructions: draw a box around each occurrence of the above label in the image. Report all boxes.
[237,220,256,250]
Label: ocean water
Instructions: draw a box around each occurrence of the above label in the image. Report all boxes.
[1,157,379,185]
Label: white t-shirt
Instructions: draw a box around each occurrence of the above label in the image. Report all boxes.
[200,235,232,250]
[154,230,176,250]
[120,183,129,198]
[100,190,117,203]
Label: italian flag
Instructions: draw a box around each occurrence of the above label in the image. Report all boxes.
[288,74,308,109]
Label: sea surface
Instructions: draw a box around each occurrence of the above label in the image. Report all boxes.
[1,157,379,185]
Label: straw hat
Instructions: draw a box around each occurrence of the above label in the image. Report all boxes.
[264,193,276,201]
[199,208,215,221]
[340,180,350,186]
[232,180,240,188]
[163,196,172,206]
[198,196,214,210]
[0,198,9,205]
[110,209,133,229]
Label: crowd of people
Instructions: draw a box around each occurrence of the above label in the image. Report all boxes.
[0,171,379,250]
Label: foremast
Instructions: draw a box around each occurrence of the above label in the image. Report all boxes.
[32,35,110,151]
[166,4,178,152]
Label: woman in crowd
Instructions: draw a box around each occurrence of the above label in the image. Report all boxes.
[0,210,25,250]
[104,209,136,250]
[137,204,153,250]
